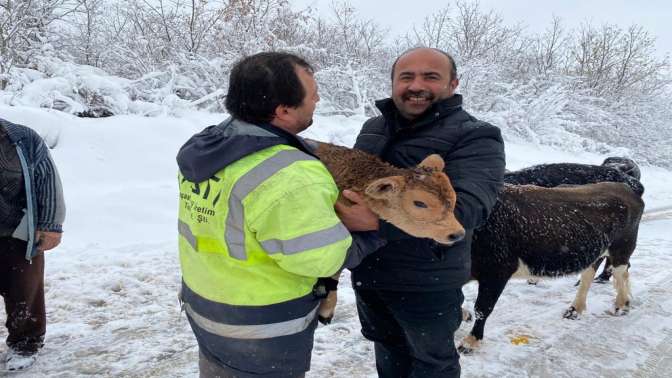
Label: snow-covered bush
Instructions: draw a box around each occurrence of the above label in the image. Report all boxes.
[0,0,670,167]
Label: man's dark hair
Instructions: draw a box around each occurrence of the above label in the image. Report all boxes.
[225,52,314,124]
[390,47,457,81]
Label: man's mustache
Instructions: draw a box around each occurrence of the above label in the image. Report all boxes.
[402,90,435,102]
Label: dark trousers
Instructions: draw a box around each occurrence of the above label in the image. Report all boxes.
[355,288,464,378]
[199,351,238,378]
[199,352,306,378]
[0,237,46,353]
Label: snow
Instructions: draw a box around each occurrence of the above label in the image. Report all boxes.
[1,105,671,377]
[5,348,39,372]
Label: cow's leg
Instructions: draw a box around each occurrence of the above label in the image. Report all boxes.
[612,264,631,315]
[564,266,597,319]
[594,257,612,283]
[459,277,509,354]
[317,274,342,325]
[318,290,338,324]
[609,234,637,316]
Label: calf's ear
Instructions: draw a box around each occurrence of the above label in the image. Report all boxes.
[365,176,404,200]
[418,154,445,172]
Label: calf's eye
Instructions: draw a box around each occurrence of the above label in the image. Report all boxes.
[413,201,428,208]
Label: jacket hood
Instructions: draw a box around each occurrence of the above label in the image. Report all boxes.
[176,117,315,182]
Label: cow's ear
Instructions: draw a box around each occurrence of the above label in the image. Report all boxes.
[365,176,404,200]
[418,154,445,172]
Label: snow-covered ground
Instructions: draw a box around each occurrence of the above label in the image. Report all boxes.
[1,105,671,377]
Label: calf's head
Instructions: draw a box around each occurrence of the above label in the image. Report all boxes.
[364,155,465,245]
[602,157,641,180]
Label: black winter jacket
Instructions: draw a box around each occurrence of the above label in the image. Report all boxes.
[351,94,505,291]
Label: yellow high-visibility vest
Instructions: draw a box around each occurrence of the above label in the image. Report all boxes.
[178,143,351,310]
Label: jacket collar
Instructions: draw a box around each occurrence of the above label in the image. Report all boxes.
[254,122,317,157]
[375,94,463,133]
[0,119,29,145]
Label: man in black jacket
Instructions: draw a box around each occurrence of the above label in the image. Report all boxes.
[345,48,505,377]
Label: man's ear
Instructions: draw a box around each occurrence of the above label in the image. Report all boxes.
[271,104,293,127]
[274,105,290,120]
[449,77,459,92]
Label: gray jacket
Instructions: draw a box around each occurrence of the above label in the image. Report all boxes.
[1,118,65,260]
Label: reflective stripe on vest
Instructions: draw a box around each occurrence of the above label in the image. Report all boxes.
[225,149,317,260]
[185,301,319,340]
[260,222,349,255]
[178,219,229,251]
[178,220,197,250]
[179,206,350,259]
[181,281,319,325]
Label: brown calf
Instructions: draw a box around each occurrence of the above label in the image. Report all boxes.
[311,141,464,323]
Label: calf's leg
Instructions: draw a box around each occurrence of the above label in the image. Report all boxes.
[317,275,341,324]
[459,277,509,354]
[612,264,631,315]
[564,266,597,319]
[609,235,637,316]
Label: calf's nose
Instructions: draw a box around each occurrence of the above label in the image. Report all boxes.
[448,230,465,243]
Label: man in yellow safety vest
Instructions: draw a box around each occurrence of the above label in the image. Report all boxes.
[176,52,383,378]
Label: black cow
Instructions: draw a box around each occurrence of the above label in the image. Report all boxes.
[458,182,645,354]
[503,157,643,283]
[504,158,643,196]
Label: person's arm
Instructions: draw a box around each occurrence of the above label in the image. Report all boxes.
[333,187,386,268]
[250,175,387,276]
[32,136,65,251]
[447,124,506,230]
[340,231,386,269]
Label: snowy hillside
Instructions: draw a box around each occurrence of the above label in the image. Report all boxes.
[1,105,671,377]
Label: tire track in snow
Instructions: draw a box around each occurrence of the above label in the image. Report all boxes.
[641,205,672,222]
[633,328,672,378]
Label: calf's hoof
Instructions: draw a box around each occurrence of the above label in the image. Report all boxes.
[462,308,473,322]
[458,335,480,355]
[563,306,581,320]
[612,308,629,316]
[613,301,631,316]
[457,344,474,355]
[318,315,333,325]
